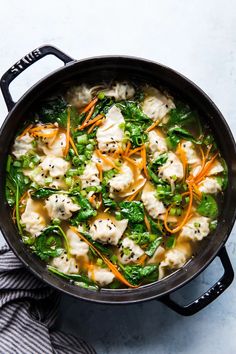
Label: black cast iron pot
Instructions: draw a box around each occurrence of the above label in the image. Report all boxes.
[0,45,236,316]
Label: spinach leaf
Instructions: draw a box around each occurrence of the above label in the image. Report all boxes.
[147,217,164,235]
[117,101,150,147]
[101,169,118,209]
[117,101,151,123]
[197,194,218,219]
[119,201,144,223]
[152,153,168,169]
[166,235,176,249]
[91,96,114,118]
[6,155,31,234]
[48,266,99,290]
[168,104,198,127]
[167,126,198,149]
[70,193,97,224]
[31,188,59,199]
[120,264,158,285]
[216,158,228,190]
[125,122,148,147]
[145,236,163,257]
[147,165,164,185]
[79,231,113,258]
[36,97,83,128]
[101,186,117,209]
[34,225,68,261]
[129,231,151,245]
[147,154,168,184]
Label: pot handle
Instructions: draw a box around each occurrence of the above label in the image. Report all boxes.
[160,246,234,316]
[0,45,74,111]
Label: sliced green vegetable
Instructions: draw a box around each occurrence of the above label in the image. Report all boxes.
[120,264,158,285]
[197,194,218,219]
[119,201,144,223]
[145,236,163,257]
[70,194,97,223]
[48,266,98,290]
[166,235,176,249]
[33,225,69,261]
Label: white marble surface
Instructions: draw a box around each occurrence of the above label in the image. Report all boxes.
[0,1,236,353]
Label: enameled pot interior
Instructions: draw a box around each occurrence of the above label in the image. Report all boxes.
[0,57,236,303]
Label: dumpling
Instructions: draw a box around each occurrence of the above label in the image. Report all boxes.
[96,105,125,152]
[51,252,78,274]
[12,133,34,158]
[89,217,128,245]
[23,166,66,190]
[142,86,175,121]
[180,216,210,241]
[79,162,100,189]
[160,248,187,270]
[207,160,224,176]
[66,84,100,108]
[40,156,70,178]
[45,194,80,220]
[40,132,66,157]
[109,165,134,195]
[20,198,46,236]
[119,238,144,264]
[192,160,224,178]
[181,141,200,165]
[198,177,222,194]
[147,246,165,265]
[141,184,166,219]
[88,266,115,286]
[91,151,113,171]
[158,152,184,182]
[103,83,135,101]
[66,229,89,258]
[148,129,168,157]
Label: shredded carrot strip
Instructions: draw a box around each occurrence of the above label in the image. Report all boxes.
[113,146,124,158]
[69,136,79,157]
[137,254,147,265]
[199,146,205,168]
[64,108,71,157]
[83,114,104,128]
[177,143,187,178]
[123,155,138,167]
[192,183,202,198]
[96,163,103,181]
[29,124,57,133]
[164,181,193,234]
[31,130,58,138]
[18,124,33,139]
[141,147,148,178]
[87,118,104,134]
[144,214,151,232]
[95,149,119,170]
[76,106,95,131]
[145,119,160,133]
[194,152,218,184]
[81,97,98,114]
[89,195,96,204]
[124,141,131,156]
[127,188,142,202]
[70,227,138,288]
[128,146,144,157]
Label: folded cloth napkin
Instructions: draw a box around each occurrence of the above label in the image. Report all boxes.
[0,245,96,354]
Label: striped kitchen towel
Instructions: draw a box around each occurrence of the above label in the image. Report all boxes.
[0,244,96,354]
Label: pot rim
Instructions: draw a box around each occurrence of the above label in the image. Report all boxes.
[1,54,236,304]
